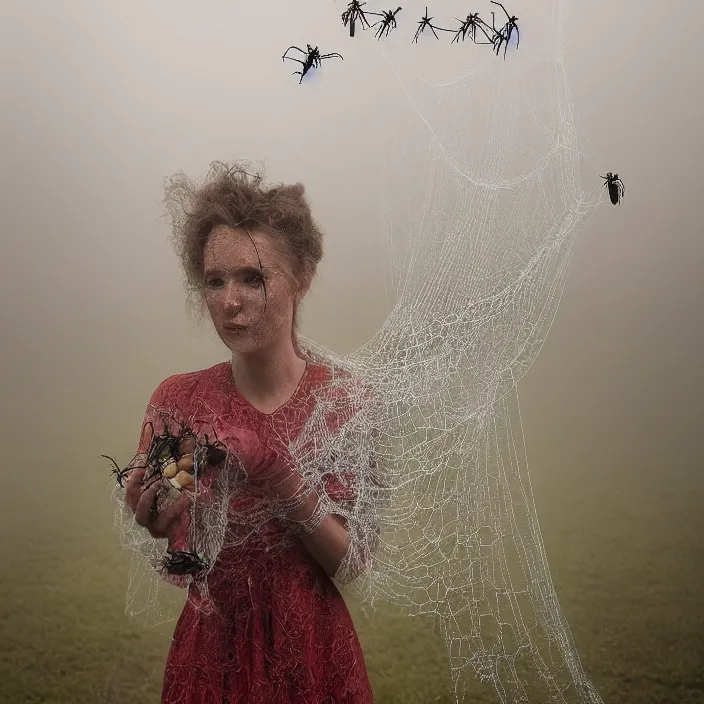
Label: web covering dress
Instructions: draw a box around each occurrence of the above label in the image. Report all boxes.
[133,360,377,704]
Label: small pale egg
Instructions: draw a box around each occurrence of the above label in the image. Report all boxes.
[177,454,195,474]
[162,461,179,479]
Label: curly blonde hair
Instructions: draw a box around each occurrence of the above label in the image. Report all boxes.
[163,160,324,337]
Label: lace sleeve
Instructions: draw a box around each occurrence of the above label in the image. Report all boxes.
[329,465,382,586]
[321,424,383,587]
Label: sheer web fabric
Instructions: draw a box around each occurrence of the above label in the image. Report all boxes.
[112,0,610,699]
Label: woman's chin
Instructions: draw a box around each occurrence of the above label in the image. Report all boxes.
[223,335,264,356]
[225,340,252,354]
[219,327,248,346]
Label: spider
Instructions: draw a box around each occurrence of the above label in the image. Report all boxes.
[101,416,183,488]
[341,1,371,37]
[199,432,228,466]
[162,548,209,576]
[101,454,132,488]
[490,1,519,58]
[601,172,625,205]
[282,45,343,84]
[413,6,451,42]
[451,13,494,45]
[368,7,403,39]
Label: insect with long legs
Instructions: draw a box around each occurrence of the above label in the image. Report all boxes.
[601,172,625,205]
[451,13,494,44]
[341,1,371,37]
[162,547,209,576]
[490,1,519,58]
[102,454,133,488]
[282,45,343,84]
[368,7,403,39]
[413,6,452,42]
[101,415,185,488]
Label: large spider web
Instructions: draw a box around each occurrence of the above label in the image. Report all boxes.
[112,0,607,701]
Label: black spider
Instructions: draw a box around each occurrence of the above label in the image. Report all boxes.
[101,454,132,488]
[341,1,371,37]
[368,7,403,39]
[490,1,519,58]
[601,172,625,205]
[451,13,494,45]
[101,416,182,488]
[198,432,228,467]
[282,45,343,84]
[162,548,209,576]
[413,7,451,42]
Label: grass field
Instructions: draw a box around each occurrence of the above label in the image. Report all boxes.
[2,448,702,704]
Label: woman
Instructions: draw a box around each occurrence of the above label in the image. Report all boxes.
[123,162,377,703]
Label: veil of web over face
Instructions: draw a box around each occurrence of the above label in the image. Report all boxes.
[202,226,305,356]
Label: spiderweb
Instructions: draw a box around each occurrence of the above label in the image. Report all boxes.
[111,0,607,701]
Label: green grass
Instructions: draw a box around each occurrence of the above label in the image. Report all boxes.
[2,459,703,704]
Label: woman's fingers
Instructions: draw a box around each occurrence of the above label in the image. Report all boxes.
[134,478,163,527]
[133,478,192,539]
[124,468,146,513]
[152,492,191,535]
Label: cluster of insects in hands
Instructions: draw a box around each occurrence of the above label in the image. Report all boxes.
[102,412,227,491]
[102,411,229,575]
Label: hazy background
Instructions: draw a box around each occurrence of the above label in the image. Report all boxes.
[1,0,703,702]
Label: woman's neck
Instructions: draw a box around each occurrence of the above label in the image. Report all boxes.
[230,339,307,403]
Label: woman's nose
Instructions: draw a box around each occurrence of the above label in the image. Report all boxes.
[222,284,243,313]
[224,299,243,315]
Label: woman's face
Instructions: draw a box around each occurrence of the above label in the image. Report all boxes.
[203,226,302,355]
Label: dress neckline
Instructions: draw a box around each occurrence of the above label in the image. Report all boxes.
[227,359,311,417]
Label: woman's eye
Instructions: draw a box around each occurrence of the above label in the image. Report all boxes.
[245,274,264,286]
[205,278,223,288]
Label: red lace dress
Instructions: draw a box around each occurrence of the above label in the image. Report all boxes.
[135,360,376,704]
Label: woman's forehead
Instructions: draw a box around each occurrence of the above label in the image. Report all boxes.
[205,226,288,269]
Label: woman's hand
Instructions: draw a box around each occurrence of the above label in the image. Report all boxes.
[125,467,192,543]
[225,428,302,500]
